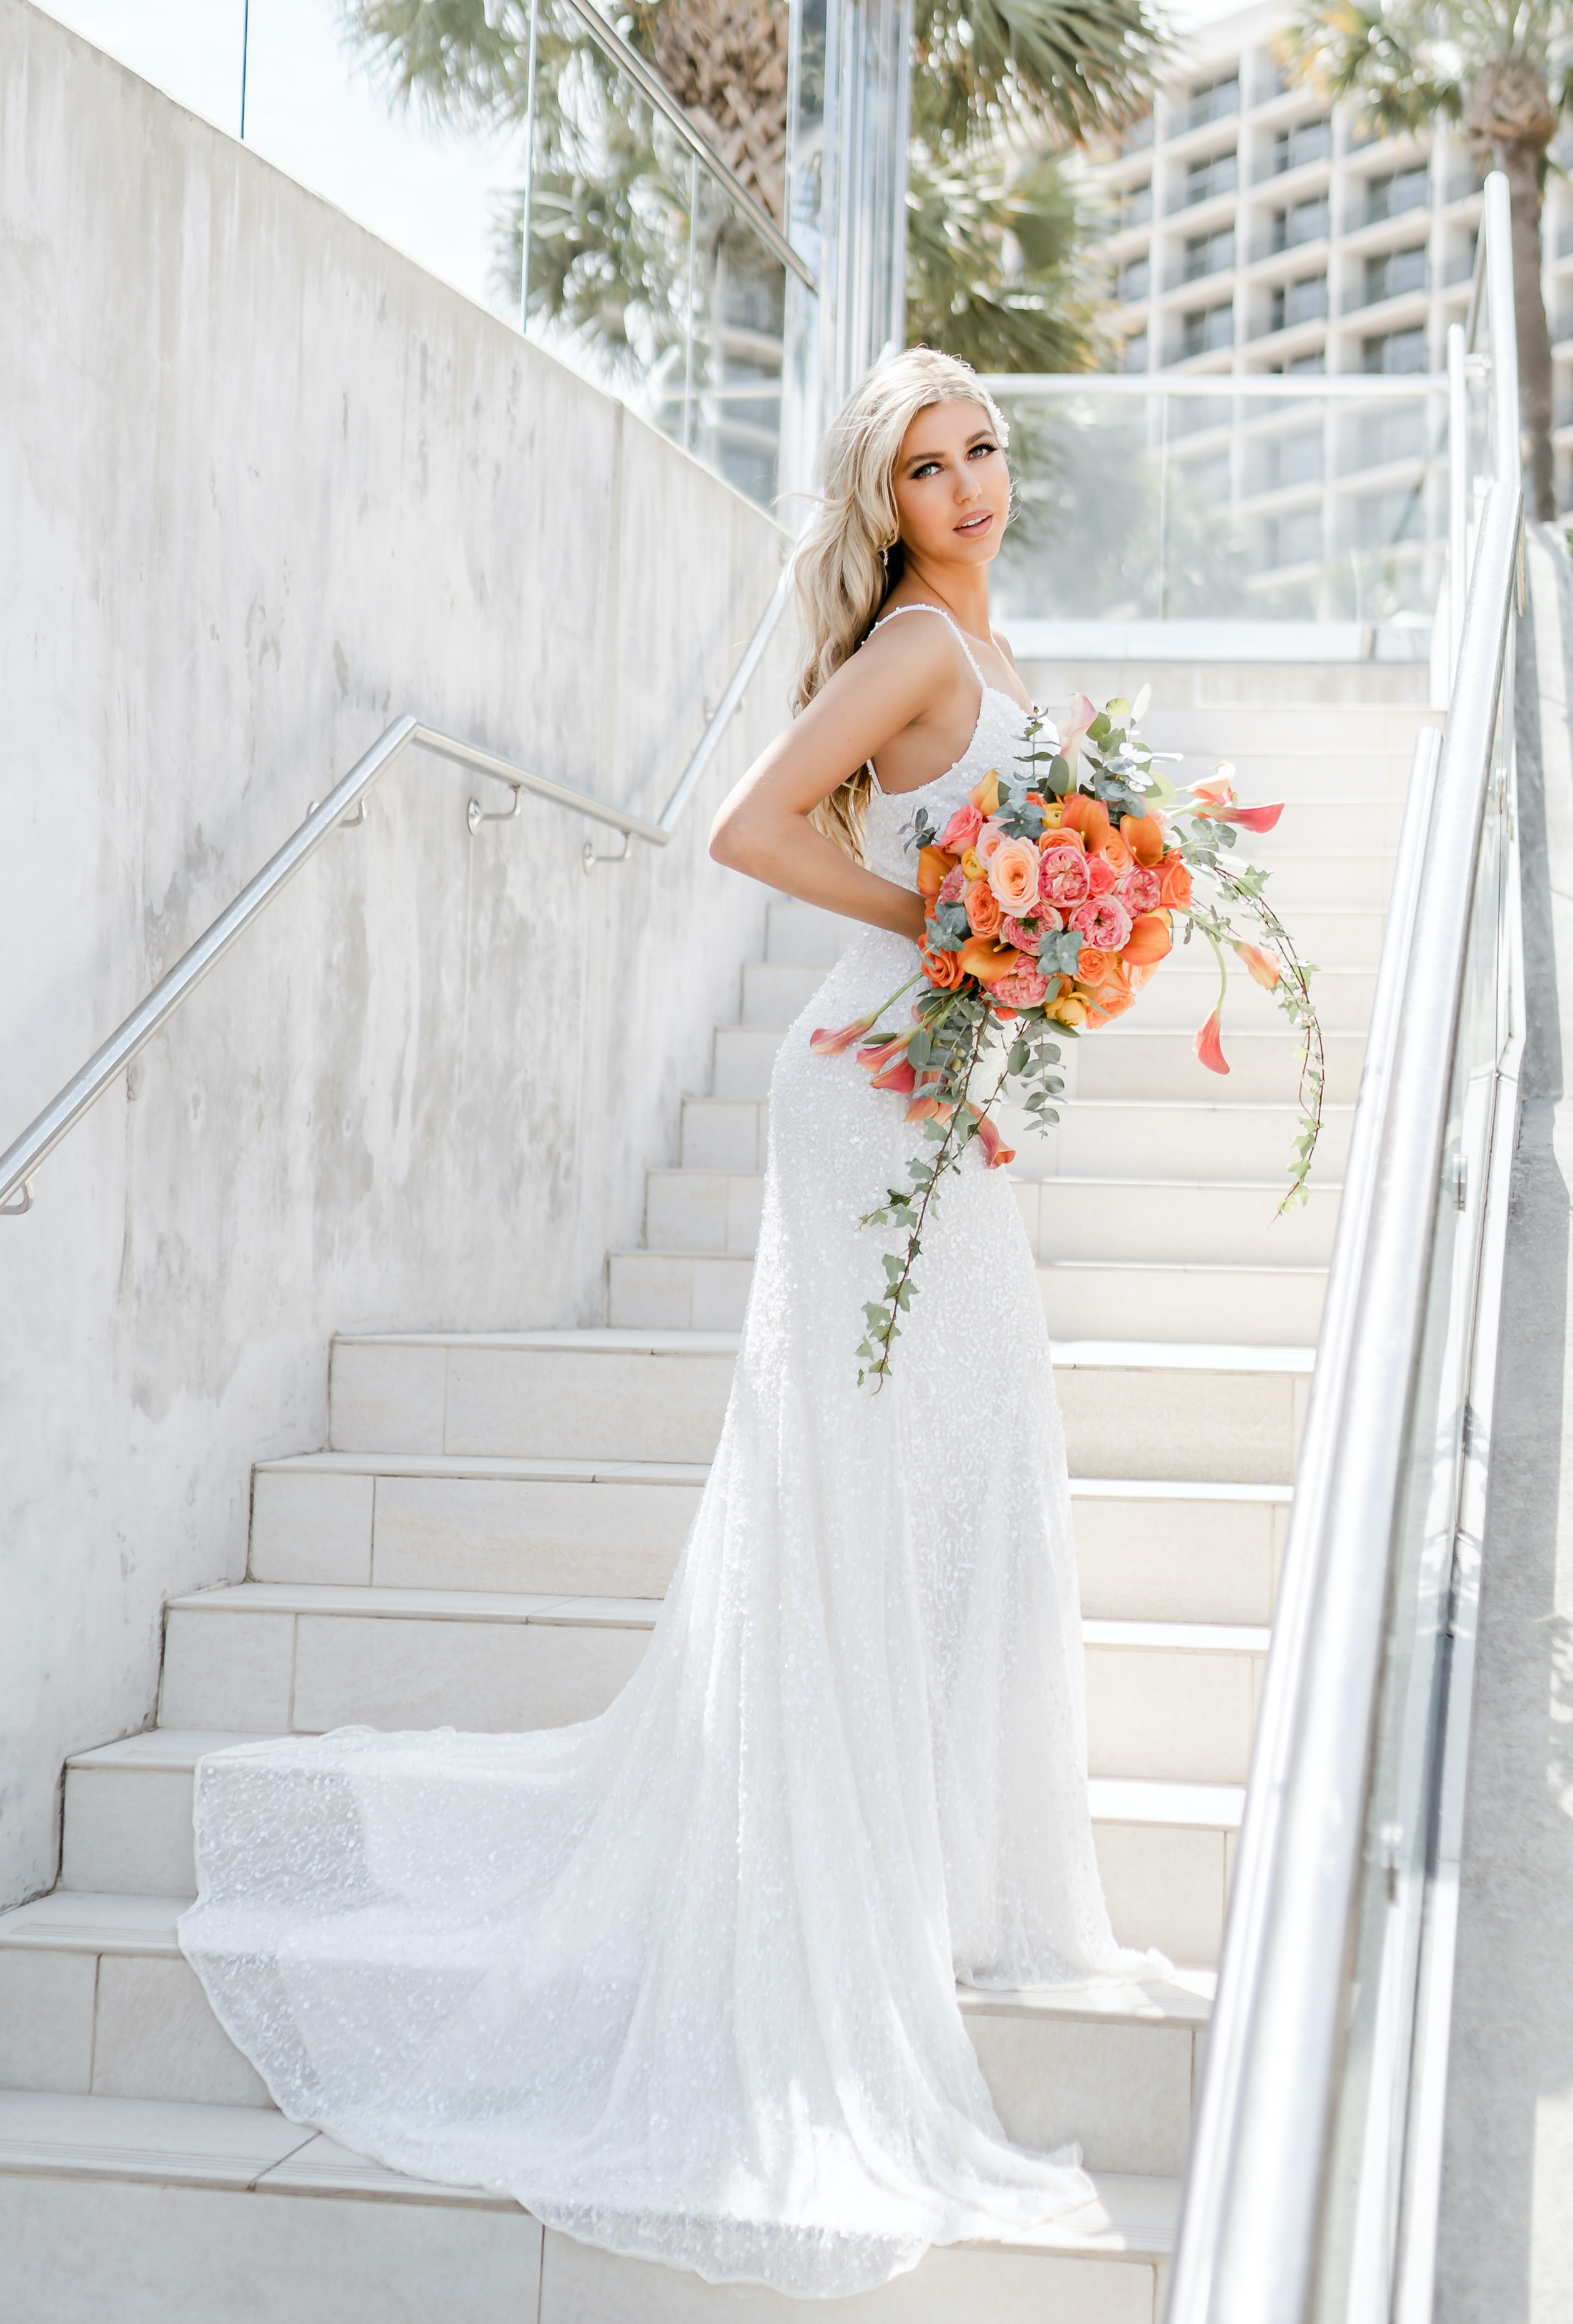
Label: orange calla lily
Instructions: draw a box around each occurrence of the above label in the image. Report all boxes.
[971,770,1001,817]
[1121,910,1173,968]
[1233,940,1282,991]
[1194,1009,1229,1075]
[1121,813,1166,867]
[958,936,1020,984]
[916,845,958,897]
[1059,793,1111,853]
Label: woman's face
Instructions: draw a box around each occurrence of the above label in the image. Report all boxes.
[890,399,1009,569]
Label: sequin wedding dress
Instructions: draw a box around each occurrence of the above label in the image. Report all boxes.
[179,606,1162,2301]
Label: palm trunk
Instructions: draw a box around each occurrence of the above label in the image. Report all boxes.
[1497,141,1556,520]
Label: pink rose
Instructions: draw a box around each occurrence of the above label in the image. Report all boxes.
[1039,846,1090,908]
[975,820,1009,868]
[995,966,1049,1008]
[1069,896,1134,950]
[1118,865,1161,915]
[1001,915,1043,950]
[986,836,1040,915]
[1086,854,1118,898]
[938,803,984,853]
[937,863,967,905]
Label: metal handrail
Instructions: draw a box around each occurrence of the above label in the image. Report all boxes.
[0,720,676,1217]
[1166,475,1521,2323]
[554,0,815,292]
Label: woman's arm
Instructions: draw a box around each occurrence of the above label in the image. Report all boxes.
[709,617,961,940]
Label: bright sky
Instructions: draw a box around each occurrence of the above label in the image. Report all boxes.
[37,0,1256,315]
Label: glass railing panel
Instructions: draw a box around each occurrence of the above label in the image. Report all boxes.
[685,165,790,510]
[990,382,1448,646]
[1309,682,1511,2320]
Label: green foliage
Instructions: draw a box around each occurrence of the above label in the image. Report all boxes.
[911,0,1169,151]
[905,144,1106,373]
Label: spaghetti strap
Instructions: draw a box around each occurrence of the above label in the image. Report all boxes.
[868,602,987,686]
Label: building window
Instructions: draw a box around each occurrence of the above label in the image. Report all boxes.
[1117,257,1151,303]
[1254,57,1289,103]
[1182,449,1234,502]
[1181,227,1236,282]
[1174,151,1239,210]
[1354,485,1425,545]
[1266,507,1324,565]
[1362,244,1429,305]
[1268,117,1332,176]
[1270,274,1329,331]
[1363,325,1428,374]
[1113,180,1153,231]
[1121,330,1150,374]
[1285,350,1326,375]
[1180,300,1235,357]
[1185,73,1241,131]
[1366,164,1431,222]
[1269,196,1329,252]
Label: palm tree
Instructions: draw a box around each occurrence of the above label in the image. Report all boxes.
[1283,0,1562,518]
[343,0,1164,374]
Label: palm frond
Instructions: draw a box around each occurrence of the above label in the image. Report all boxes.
[1279,0,1462,137]
[913,0,1168,150]
[906,143,1104,372]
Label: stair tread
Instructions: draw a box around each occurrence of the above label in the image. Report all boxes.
[0,1892,1217,2020]
[328,1326,1315,1371]
[257,1449,708,1483]
[617,1246,1330,1281]
[0,2090,1181,2247]
[66,1732,1248,1827]
[166,1582,1271,1654]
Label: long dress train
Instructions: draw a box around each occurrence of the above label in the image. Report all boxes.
[179,610,1163,2301]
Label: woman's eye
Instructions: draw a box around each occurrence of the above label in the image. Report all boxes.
[969,442,997,459]
[912,460,940,479]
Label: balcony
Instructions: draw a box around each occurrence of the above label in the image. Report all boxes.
[1108,182,1153,234]
[1362,324,1429,375]
[1363,164,1431,225]
[1251,429,1325,492]
[1116,258,1151,304]
[1184,75,1241,133]
[1256,197,1330,259]
[1177,300,1236,359]
[1121,330,1151,374]
[1170,227,1236,288]
[1259,118,1332,179]
[1344,407,1430,471]
[1342,243,1429,314]
[1171,152,1239,212]
[1261,274,1329,335]
[1263,506,1324,566]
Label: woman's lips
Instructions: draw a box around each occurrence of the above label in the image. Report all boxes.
[955,510,994,535]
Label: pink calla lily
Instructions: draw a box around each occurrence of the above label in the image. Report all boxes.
[1233,940,1282,991]
[1216,801,1284,834]
[966,1104,1016,1169]
[810,1011,881,1058]
[1194,1009,1230,1075]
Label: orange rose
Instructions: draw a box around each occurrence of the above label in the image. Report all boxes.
[920,941,965,990]
[958,936,1020,984]
[1158,855,1193,910]
[1041,821,1084,853]
[1121,813,1166,868]
[1085,980,1138,1025]
[1060,793,1111,853]
[916,845,958,898]
[965,878,1002,937]
[1121,910,1173,969]
[1076,945,1116,985]
[1098,833,1131,873]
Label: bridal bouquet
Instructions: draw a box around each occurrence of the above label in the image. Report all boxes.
[813,688,1324,1386]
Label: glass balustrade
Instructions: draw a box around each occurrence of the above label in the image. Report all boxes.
[985,375,1449,649]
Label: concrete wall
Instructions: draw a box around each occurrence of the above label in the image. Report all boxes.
[0,0,791,1907]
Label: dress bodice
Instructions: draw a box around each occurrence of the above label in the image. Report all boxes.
[857,607,1056,887]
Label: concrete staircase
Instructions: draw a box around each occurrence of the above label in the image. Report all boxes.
[0,664,1436,2323]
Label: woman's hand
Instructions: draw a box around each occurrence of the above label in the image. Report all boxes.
[709,614,968,940]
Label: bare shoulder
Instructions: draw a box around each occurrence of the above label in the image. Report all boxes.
[851,604,973,698]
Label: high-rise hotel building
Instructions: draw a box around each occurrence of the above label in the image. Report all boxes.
[1082,0,1573,615]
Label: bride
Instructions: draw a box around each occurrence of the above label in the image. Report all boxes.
[179,346,1161,2302]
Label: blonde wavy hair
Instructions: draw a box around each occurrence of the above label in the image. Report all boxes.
[792,349,1010,860]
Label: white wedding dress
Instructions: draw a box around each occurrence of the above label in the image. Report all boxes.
[179,606,1162,2301]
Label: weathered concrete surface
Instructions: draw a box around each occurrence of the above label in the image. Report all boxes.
[0,1,790,1905]
[1436,524,1573,2319]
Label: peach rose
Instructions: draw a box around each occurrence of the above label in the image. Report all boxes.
[1076,945,1117,985]
[1121,813,1166,868]
[986,837,1041,915]
[975,820,1008,868]
[965,878,1002,937]
[1158,855,1193,910]
[1086,854,1118,898]
[920,941,965,990]
[1039,845,1090,908]
[1086,981,1139,1026]
[1098,832,1131,874]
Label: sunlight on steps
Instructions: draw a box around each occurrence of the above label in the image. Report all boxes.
[0,666,1439,2323]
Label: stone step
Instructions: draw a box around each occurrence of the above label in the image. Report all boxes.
[645,1170,1341,1267]
[0,2088,1179,2322]
[0,1894,1213,2181]
[1103,702,1440,755]
[248,1455,1291,1626]
[327,1330,1312,1484]
[155,1586,1269,1787]
[1242,848,1394,908]
[712,1019,1365,1105]
[1016,653,1434,708]
[680,1093,1356,1183]
[740,959,1377,1035]
[608,1245,1327,1346]
[60,1732,1245,1963]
